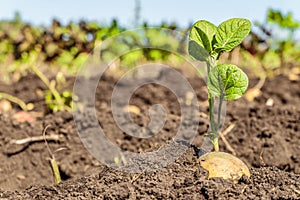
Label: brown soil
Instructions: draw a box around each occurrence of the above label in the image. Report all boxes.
[0,72,299,199]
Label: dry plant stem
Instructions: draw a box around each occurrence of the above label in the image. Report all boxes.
[11,134,62,145]
[260,149,266,166]
[221,123,235,137]
[43,125,62,184]
[0,92,28,111]
[241,185,248,194]
[30,65,71,112]
[130,174,142,184]
[254,77,266,90]
[219,124,236,155]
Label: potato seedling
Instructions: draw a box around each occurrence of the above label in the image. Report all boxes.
[188,18,251,180]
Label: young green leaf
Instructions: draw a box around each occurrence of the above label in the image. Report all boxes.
[188,40,209,61]
[189,20,217,53]
[208,64,248,100]
[214,18,251,52]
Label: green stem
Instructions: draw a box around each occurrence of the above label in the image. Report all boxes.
[208,96,216,132]
[31,66,71,112]
[217,95,224,130]
[31,66,62,103]
[206,56,221,151]
[209,95,219,152]
[50,158,61,184]
[0,92,28,111]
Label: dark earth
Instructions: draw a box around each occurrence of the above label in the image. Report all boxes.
[0,70,299,199]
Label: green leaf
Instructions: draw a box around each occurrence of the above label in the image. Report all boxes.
[267,9,300,30]
[188,40,209,61]
[189,20,217,53]
[208,64,248,100]
[214,18,251,52]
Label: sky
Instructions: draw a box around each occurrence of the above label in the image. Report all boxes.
[0,0,300,28]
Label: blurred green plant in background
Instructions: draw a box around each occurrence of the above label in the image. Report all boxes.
[239,8,300,79]
[0,13,186,83]
[0,10,299,112]
[0,13,187,112]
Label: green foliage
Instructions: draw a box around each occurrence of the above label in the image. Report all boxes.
[189,18,251,61]
[0,16,187,112]
[189,20,217,53]
[188,18,251,151]
[208,64,248,100]
[241,8,300,78]
[45,90,72,112]
[0,16,186,79]
[267,9,300,30]
[261,50,281,70]
[188,40,209,61]
[214,18,251,53]
[120,50,144,68]
[98,28,185,70]
[189,18,251,100]
[189,18,250,101]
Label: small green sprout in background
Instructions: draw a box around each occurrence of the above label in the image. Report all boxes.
[188,18,251,152]
[43,125,66,184]
[31,65,72,112]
